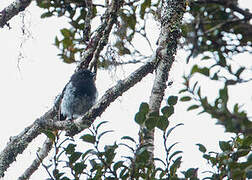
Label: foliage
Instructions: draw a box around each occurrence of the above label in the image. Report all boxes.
[181,0,252,63]
[134,95,178,131]
[36,0,161,66]
[43,101,187,179]
[35,0,252,179]
[195,135,252,179]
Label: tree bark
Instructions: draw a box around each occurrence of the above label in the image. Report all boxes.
[139,0,187,165]
[0,0,32,28]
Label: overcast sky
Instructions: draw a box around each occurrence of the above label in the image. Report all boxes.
[0,0,251,179]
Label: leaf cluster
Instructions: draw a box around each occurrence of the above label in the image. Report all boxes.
[135,96,178,132]
[195,135,252,179]
[182,0,252,62]
[43,102,190,180]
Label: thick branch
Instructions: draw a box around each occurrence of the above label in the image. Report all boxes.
[0,108,57,177]
[18,138,53,180]
[139,0,186,162]
[0,0,32,28]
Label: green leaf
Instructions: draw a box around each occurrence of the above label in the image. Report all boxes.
[179,89,187,94]
[140,0,151,19]
[73,162,87,174]
[201,56,211,60]
[169,150,183,161]
[191,65,209,76]
[183,168,198,178]
[65,143,76,155]
[167,96,178,106]
[41,11,53,18]
[98,130,114,140]
[135,112,146,125]
[96,121,109,130]
[235,149,250,158]
[218,52,226,67]
[104,144,117,164]
[149,111,159,117]
[170,156,182,176]
[121,136,136,143]
[41,130,56,142]
[166,123,184,138]
[161,106,174,118]
[113,161,124,172]
[37,1,50,8]
[211,72,219,80]
[54,36,60,47]
[192,81,198,92]
[180,96,191,102]
[196,143,207,153]
[61,28,71,37]
[202,154,211,160]
[80,134,96,144]
[61,177,71,180]
[197,87,201,98]
[235,67,245,78]
[145,117,156,130]
[118,143,134,152]
[187,104,199,111]
[156,116,169,131]
[233,103,239,113]
[62,38,72,48]
[53,169,64,179]
[69,152,82,164]
[166,142,179,155]
[139,102,149,115]
[153,158,166,166]
[128,15,137,30]
[136,147,150,163]
[219,141,232,152]
[243,136,252,147]
[82,149,95,160]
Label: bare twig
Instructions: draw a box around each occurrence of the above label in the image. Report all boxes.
[18,138,53,180]
[88,0,124,71]
[36,151,54,180]
[79,0,124,70]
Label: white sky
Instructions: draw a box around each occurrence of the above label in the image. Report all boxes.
[0,0,251,179]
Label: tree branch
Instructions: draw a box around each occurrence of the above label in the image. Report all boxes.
[18,138,53,180]
[0,0,32,28]
[139,0,187,163]
[88,0,124,72]
[0,108,57,177]
[79,0,124,70]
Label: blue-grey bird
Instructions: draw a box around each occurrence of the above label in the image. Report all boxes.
[60,69,98,120]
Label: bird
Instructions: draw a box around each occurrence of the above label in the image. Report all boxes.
[59,69,98,121]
